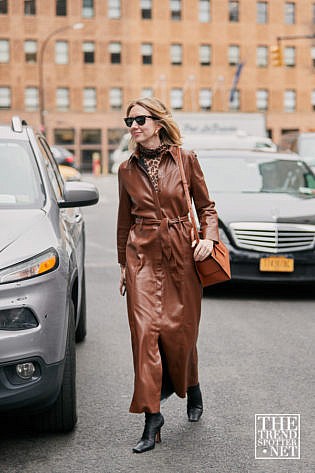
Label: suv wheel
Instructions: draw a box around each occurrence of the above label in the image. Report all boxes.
[34,301,77,433]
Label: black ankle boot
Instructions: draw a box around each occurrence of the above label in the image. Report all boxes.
[187,383,203,422]
[132,412,164,453]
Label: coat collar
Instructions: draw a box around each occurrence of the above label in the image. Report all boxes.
[129,145,179,164]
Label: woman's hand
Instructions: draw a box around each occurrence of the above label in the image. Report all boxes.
[119,265,126,296]
[192,239,214,261]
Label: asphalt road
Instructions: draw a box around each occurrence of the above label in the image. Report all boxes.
[0,174,314,473]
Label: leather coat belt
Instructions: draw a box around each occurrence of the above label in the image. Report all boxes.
[135,216,189,280]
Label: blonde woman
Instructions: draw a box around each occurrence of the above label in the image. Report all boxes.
[117,97,218,453]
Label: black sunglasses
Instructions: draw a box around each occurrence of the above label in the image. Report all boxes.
[124,115,159,127]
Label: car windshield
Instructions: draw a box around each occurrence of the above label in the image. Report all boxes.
[0,140,45,208]
[198,156,315,194]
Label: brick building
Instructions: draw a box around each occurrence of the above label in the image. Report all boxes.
[0,0,315,173]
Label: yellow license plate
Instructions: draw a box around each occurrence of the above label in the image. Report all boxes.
[259,256,294,273]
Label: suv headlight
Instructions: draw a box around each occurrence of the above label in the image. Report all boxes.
[0,248,59,284]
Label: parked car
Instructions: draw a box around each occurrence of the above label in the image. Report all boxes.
[183,132,277,153]
[292,132,315,173]
[50,145,81,181]
[198,150,315,283]
[110,133,130,174]
[0,117,99,432]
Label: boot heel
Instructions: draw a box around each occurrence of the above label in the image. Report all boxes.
[155,430,161,443]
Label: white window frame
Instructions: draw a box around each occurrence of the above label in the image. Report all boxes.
[170,0,181,20]
[199,0,210,22]
[284,89,296,112]
[228,45,240,65]
[108,0,120,18]
[199,89,212,110]
[170,88,183,110]
[229,89,240,111]
[256,89,268,111]
[285,2,295,24]
[0,39,9,63]
[170,44,182,65]
[141,43,152,64]
[257,1,268,23]
[24,40,37,63]
[199,44,211,65]
[141,0,152,19]
[109,87,122,110]
[83,87,96,112]
[141,87,153,98]
[82,0,94,18]
[25,87,39,111]
[83,41,95,63]
[256,45,268,67]
[0,86,11,109]
[109,41,121,63]
[55,41,68,64]
[56,87,70,111]
[284,46,295,67]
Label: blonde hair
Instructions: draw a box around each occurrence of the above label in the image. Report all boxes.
[126,96,182,150]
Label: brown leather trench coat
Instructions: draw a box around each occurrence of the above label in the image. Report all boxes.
[117,146,219,413]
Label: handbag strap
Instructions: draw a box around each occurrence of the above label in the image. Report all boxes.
[176,147,200,243]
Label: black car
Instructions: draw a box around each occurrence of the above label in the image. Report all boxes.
[50,145,76,167]
[198,150,315,283]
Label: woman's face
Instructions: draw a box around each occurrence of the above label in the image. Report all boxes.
[128,104,161,148]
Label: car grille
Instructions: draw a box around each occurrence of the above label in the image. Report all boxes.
[230,222,315,253]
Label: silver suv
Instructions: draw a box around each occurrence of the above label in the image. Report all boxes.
[0,117,99,432]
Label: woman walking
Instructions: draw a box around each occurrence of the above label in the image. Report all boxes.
[117,97,219,453]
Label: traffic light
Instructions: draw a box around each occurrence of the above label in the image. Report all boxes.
[270,45,282,67]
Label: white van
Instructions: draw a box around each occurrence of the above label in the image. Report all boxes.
[182,132,277,153]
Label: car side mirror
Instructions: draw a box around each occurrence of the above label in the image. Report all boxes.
[58,181,99,208]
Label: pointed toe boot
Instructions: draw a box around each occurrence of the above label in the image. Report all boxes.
[132,412,164,454]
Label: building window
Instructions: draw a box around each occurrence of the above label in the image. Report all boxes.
[24,40,37,63]
[141,87,153,97]
[285,2,295,24]
[229,1,239,22]
[25,87,38,111]
[256,89,268,111]
[199,89,212,110]
[311,47,315,67]
[109,87,122,110]
[82,0,94,18]
[257,2,267,23]
[284,89,296,112]
[199,0,210,22]
[141,0,152,19]
[55,41,68,64]
[170,0,181,20]
[83,88,96,112]
[200,44,211,65]
[108,0,120,18]
[0,39,9,63]
[141,43,152,64]
[54,128,75,145]
[311,90,315,110]
[83,42,95,63]
[170,88,183,110]
[229,89,240,110]
[56,87,70,111]
[24,0,36,15]
[284,46,295,67]
[228,45,240,65]
[170,44,182,65]
[109,42,121,63]
[56,0,66,15]
[0,87,10,109]
[256,45,268,67]
[0,1,8,14]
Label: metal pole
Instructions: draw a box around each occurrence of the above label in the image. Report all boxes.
[38,24,83,135]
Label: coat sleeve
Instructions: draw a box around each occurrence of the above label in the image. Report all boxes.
[117,167,133,266]
[189,151,219,242]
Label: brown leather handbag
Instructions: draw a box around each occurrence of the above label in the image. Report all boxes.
[177,148,231,287]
